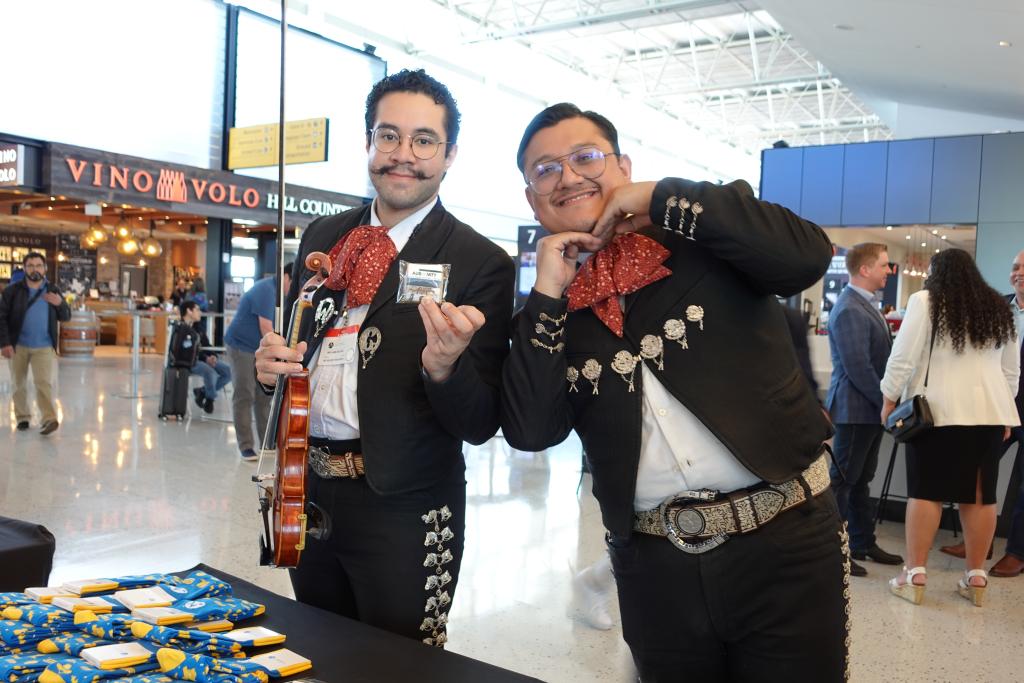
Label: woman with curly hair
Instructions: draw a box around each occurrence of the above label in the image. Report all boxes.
[881,249,1020,606]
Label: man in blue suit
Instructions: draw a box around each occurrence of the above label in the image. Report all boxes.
[826,242,903,576]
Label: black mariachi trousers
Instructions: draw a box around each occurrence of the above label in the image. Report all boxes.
[609,490,850,682]
[289,464,466,647]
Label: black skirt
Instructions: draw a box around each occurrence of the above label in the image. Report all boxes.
[905,425,1005,504]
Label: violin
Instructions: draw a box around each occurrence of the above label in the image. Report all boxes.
[257,250,332,568]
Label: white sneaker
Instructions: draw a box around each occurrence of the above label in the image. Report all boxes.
[573,558,616,630]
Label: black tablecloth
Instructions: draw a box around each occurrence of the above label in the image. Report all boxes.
[0,516,54,591]
[189,564,542,683]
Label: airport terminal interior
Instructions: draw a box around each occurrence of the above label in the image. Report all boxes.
[2,1,1023,681]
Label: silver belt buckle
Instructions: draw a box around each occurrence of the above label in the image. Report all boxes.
[309,446,331,478]
[659,489,729,554]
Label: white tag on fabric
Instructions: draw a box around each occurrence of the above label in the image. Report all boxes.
[318,325,359,366]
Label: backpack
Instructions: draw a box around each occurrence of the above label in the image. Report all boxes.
[167,321,201,368]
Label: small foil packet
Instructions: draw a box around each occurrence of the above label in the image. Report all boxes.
[396,261,450,303]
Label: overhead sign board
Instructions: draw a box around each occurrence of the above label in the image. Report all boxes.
[227,117,329,170]
[0,144,25,186]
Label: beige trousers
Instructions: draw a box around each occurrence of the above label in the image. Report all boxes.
[10,345,58,423]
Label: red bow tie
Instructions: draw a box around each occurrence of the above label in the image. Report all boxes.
[566,233,672,337]
[325,225,397,307]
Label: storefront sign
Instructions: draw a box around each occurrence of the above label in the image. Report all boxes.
[0,144,25,186]
[45,142,363,227]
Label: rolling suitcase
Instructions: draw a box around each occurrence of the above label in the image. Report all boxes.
[159,366,191,420]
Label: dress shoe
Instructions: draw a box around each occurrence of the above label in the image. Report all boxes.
[990,553,1024,578]
[939,542,993,560]
[849,560,868,577]
[39,420,58,435]
[850,544,903,565]
[16,421,29,431]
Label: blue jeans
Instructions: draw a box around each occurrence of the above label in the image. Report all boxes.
[1003,427,1024,559]
[191,359,231,400]
[829,423,883,552]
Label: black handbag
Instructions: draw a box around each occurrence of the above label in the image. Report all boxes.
[885,328,937,442]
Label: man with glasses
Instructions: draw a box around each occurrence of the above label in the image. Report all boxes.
[824,243,902,577]
[0,252,71,435]
[255,69,514,646]
[501,103,847,680]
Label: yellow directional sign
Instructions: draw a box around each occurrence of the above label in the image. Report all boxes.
[228,117,329,170]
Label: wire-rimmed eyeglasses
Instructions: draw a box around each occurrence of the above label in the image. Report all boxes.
[369,127,452,160]
[525,147,620,195]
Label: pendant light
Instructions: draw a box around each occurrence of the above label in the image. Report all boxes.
[114,212,132,240]
[141,220,163,258]
[117,234,140,256]
[86,217,108,245]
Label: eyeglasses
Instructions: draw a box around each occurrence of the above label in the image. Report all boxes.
[525,147,620,196]
[369,127,451,160]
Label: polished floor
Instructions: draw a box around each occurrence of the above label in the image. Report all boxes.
[2,347,1023,682]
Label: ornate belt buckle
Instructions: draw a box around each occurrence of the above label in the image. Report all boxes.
[308,446,331,479]
[659,489,729,554]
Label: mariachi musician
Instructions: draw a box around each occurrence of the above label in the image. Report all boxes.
[254,69,513,646]
[501,104,847,680]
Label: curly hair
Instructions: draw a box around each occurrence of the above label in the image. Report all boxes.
[925,249,1015,353]
[364,69,460,153]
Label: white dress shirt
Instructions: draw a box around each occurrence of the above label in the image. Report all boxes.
[880,289,1020,427]
[307,197,438,439]
[634,364,762,510]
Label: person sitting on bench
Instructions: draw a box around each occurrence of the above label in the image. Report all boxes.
[179,301,231,414]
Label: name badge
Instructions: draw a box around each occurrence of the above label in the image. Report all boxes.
[318,324,359,366]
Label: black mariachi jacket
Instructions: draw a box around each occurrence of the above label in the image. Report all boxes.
[500,178,834,539]
[285,199,515,495]
[0,280,72,351]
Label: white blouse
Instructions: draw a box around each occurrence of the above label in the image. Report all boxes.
[880,290,1020,427]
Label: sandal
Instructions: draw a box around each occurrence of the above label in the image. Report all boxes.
[889,566,927,605]
[957,569,988,607]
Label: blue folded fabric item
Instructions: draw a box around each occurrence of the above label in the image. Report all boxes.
[1,605,73,630]
[38,659,161,683]
[36,633,112,656]
[156,649,268,683]
[0,597,31,612]
[0,653,75,682]
[131,622,242,656]
[0,620,62,647]
[168,598,264,624]
[72,612,136,642]
[162,572,232,601]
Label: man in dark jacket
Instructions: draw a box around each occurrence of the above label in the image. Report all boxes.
[501,103,847,681]
[0,252,71,434]
[824,243,903,577]
[254,70,513,646]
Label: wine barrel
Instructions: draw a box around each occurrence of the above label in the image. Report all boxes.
[59,310,98,358]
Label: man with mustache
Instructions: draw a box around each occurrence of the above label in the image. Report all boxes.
[501,104,847,680]
[254,69,514,645]
[0,251,71,435]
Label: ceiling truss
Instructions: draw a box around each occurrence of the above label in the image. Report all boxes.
[431,0,891,154]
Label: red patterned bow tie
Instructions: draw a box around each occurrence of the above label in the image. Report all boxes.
[566,233,672,337]
[325,225,397,307]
